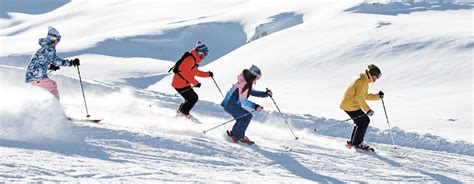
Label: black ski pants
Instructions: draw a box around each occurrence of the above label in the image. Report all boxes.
[175,86,198,115]
[345,109,370,146]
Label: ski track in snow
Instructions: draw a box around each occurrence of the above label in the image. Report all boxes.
[1,119,473,182]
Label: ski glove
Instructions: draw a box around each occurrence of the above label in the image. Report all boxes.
[256,105,264,112]
[71,58,80,67]
[208,71,214,78]
[195,82,201,88]
[379,91,384,99]
[48,64,60,71]
[265,89,273,97]
[367,110,374,116]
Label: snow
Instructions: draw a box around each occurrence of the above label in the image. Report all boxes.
[0,0,473,182]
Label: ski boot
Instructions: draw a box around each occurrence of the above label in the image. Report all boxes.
[355,143,375,152]
[239,136,255,145]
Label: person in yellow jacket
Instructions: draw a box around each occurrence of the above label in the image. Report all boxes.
[340,64,384,150]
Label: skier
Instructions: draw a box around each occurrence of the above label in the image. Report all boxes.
[340,64,384,151]
[171,41,213,120]
[221,65,272,144]
[25,26,80,100]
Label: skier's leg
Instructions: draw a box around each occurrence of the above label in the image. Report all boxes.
[230,107,252,139]
[351,126,358,144]
[175,87,198,115]
[346,110,369,145]
[32,78,60,100]
[355,117,370,145]
[350,110,370,145]
[238,112,252,138]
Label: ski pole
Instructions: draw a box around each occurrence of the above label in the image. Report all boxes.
[211,76,224,97]
[76,66,90,118]
[381,98,397,149]
[313,115,365,132]
[202,111,255,134]
[267,88,298,140]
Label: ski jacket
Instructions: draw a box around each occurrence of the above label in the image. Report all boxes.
[25,38,71,83]
[221,74,268,111]
[171,49,211,89]
[340,70,380,112]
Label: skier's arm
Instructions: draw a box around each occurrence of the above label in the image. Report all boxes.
[239,98,258,110]
[238,88,258,109]
[250,89,268,97]
[179,58,199,86]
[355,81,371,112]
[366,93,381,101]
[47,50,71,67]
[196,70,211,78]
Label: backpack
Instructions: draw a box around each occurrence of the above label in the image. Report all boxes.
[168,52,197,83]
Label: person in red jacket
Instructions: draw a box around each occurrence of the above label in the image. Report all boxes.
[171,42,213,120]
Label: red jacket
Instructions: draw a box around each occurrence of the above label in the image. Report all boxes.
[171,49,211,89]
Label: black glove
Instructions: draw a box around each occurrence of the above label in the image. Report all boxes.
[195,82,201,88]
[379,91,384,98]
[265,89,273,97]
[48,64,60,71]
[70,58,80,67]
[208,71,214,78]
[367,110,374,116]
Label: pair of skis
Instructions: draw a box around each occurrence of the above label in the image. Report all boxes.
[225,130,294,151]
[66,117,102,123]
[345,140,408,158]
[346,140,375,152]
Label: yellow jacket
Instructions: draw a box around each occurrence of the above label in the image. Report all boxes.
[340,70,381,112]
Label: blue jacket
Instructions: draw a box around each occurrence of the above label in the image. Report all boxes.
[221,74,268,111]
[25,38,71,83]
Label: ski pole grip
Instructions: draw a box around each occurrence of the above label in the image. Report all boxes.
[266,87,271,97]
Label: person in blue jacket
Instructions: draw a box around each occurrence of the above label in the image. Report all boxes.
[221,65,272,144]
[25,26,80,100]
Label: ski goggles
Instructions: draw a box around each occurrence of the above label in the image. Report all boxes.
[198,49,209,56]
[249,70,261,79]
[48,33,61,41]
[376,73,382,79]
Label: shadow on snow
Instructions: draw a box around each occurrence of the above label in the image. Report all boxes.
[345,2,473,16]
[0,0,71,19]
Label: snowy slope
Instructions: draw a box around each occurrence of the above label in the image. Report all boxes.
[1,0,473,182]
[1,65,473,182]
[150,1,473,142]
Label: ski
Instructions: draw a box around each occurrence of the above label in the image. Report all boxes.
[345,141,375,152]
[226,130,255,145]
[175,115,202,124]
[66,117,102,123]
[175,111,202,124]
